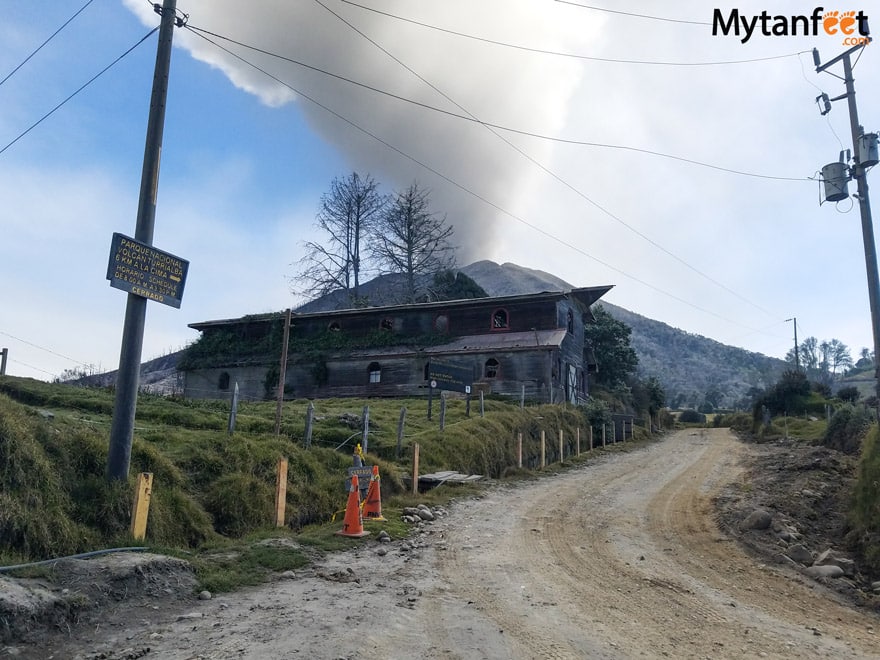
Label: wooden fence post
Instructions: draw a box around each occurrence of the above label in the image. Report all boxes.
[558,429,564,464]
[589,426,593,452]
[274,308,291,435]
[130,472,153,541]
[412,443,420,495]
[304,401,314,448]
[274,458,288,527]
[396,406,407,459]
[517,432,523,469]
[480,390,485,418]
[227,382,239,435]
[602,424,606,448]
[576,427,581,456]
[439,393,447,430]
[362,406,370,454]
[540,430,546,469]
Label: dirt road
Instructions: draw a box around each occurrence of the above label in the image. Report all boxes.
[40,428,880,659]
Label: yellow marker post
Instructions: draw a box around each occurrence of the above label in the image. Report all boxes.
[131,472,153,541]
[275,458,288,527]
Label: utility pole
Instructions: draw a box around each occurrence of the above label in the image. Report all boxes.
[0,348,7,376]
[107,0,181,481]
[814,39,880,400]
[785,317,799,371]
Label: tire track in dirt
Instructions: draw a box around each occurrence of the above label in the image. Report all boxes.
[430,429,880,659]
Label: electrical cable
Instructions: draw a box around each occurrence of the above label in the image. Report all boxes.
[0,27,159,157]
[7,358,56,378]
[0,330,90,366]
[0,0,97,88]
[340,0,799,66]
[797,52,846,152]
[183,25,770,334]
[184,23,809,184]
[553,0,711,26]
[199,13,787,322]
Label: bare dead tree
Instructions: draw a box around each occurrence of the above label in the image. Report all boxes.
[372,182,456,303]
[294,172,386,306]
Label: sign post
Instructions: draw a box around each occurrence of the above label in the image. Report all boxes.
[106,0,183,482]
[425,360,473,420]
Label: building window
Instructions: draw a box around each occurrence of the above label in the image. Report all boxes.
[328,321,341,332]
[434,314,449,333]
[491,309,509,330]
[567,309,574,334]
[379,318,394,332]
[368,362,381,383]
[484,358,500,379]
[218,372,230,391]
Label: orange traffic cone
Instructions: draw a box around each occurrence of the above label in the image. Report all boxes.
[336,474,369,538]
[362,465,386,522]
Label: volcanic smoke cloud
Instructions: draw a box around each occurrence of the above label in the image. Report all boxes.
[125,0,587,262]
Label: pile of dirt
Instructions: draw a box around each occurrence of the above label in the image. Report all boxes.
[714,434,879,608]
[0,552,196,645]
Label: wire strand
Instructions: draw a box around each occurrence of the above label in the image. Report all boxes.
[183,24,808,184]
[0,0,97,88]
[0,27,159,156]
[339,0,798,66]
[183,25,773,335]
[554,0,712,26]
[0,330,90,366]
[313,0,780,318]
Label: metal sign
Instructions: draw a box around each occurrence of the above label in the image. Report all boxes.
[427,360,473,394]
[106,232,189,308]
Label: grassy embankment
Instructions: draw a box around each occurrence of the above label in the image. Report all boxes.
[0,376,642,591]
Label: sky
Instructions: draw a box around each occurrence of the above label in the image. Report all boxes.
[2,0,879,381]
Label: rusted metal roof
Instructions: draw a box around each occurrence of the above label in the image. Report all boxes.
[188,287,612,331]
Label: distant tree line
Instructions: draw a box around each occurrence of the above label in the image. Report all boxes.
[784,336,862,386]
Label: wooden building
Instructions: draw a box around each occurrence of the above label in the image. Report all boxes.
[182,287,612,403]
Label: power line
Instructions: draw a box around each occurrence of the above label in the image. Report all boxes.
[0,330,90,367]
[0,0,97,88]
[8,358,56,378]
[553,1,712,26]
[183,25,772,335]
[314,0,781,318]
[183,24,809,183]
[0,27,159,156]
[340,0,798,66]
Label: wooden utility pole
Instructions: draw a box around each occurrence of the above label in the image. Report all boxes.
[107,0,179,481]
[0,348,7,376]
[274,308,291,435]
[815,42,880,400]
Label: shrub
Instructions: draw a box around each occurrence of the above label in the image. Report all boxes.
[678,409,706,424]
[838,386,861,403]
[823,404,872,454]
[848,425,880,573]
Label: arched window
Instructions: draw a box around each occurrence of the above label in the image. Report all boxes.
[368,362,381,384]
[218,372,230,391]
[491,309,509,330]
[484,358,500,379]
[434,314,449,333]
[567,309,574,334]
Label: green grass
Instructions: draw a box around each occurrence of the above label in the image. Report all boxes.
[0,375,631,592]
